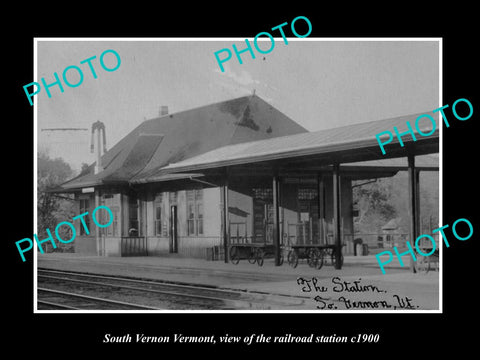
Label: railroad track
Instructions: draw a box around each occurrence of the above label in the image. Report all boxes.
[37,288,158,310]
[39,256,295,282]
[37,268,309,311]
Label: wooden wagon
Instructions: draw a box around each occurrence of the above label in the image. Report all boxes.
[286,244,344,269]
[229,243,283,266]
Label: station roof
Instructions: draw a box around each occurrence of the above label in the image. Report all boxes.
[150,111,439,176]
[54,95,439,192]
[57,94,307,191]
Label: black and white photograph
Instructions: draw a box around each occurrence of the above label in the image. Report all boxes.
[6,8,478,353]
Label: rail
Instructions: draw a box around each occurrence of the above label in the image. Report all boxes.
[37,269,308,310]
[37,287,158,310]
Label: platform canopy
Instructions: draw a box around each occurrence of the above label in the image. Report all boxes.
[144,111,439,178]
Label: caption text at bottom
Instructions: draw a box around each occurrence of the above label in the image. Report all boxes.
[104,333,380,344]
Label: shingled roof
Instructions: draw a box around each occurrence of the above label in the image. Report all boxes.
[157,111,439,174]
[58,94,308,190]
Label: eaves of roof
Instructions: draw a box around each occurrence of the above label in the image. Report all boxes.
[155,111,440,175]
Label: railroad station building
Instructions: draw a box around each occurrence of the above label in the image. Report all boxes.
[53,95,439,268]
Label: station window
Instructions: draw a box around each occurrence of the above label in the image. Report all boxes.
[101,194,119,237]
[298,188,318,200]
[169,191,177,205]
[128,196,142,236]
[252,187,272,201]
[187,189,204,236]
[79,198,90,235]
[154,193,163,236]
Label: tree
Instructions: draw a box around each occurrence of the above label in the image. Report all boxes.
[79,162,90,176]
[353,171,439,236]
[37,150,76,252]
[353,178,399,238]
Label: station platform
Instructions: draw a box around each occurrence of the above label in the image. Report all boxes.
[37,252,440,311]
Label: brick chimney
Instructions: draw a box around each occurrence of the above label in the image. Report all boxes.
[160,105,168,116]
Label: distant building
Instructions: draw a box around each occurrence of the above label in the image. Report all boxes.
[381,218,402,248]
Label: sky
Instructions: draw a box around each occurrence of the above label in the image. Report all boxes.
[36,39,440,172]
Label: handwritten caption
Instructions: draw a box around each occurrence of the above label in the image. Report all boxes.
[103,332,380,344]
[297,276,419,310]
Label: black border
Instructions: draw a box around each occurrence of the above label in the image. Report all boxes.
[6,6,478,354]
